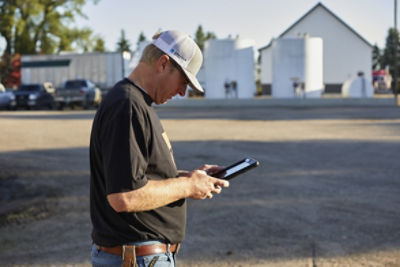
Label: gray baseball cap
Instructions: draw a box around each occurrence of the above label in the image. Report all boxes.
[152,30,204,93]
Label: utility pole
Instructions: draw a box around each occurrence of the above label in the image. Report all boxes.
[395,0,398,101]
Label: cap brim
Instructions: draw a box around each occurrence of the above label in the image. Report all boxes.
[182,69,204,93]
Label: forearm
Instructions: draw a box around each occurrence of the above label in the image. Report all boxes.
[108,169,229,213]
[107,177,190,213]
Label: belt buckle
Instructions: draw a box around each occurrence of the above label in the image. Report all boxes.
[122,245,136,267]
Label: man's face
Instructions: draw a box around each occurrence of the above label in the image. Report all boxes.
[154,58,189,104]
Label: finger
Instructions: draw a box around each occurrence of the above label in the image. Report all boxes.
[196,165,207,171]
[197,164,215,171]
[212,186,222,194]
[212,166,225,172]
[214,179,230,188]
[197,165,221,174]
[195,170,207,175]
[206,165,224,175]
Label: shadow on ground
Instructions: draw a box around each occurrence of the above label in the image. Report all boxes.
[174,140,400,262]
[0,138,399,264]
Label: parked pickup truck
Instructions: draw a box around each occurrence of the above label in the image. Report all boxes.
[55,79,102,109]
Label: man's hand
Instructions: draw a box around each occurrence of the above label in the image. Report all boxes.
[187,168,229,199]
[196,164,225,177]
[108,165,229,213]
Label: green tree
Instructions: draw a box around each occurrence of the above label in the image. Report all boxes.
[0,1,16,56]
[194,25,216,51]
[372,44,382,70]
[381,28,400,92]
[381,28,400,74]
[93,36,106,52]
[57,27,94,53]
[136,31,147,48]
[0,0,100,55]
[0,0,100,84]
[116,29,131,52]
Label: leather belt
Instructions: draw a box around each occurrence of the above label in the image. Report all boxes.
[96,243,180,257]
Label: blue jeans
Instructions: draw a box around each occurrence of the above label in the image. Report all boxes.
[91,240,176,267]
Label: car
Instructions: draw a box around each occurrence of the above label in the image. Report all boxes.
[0,83,17,110]
[55,79,102,109]
[14,82,55,110]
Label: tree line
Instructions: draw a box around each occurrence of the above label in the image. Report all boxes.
[373,28,400,91]
[0,0,216,85]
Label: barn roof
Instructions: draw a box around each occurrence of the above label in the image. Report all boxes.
[259,2,373,51]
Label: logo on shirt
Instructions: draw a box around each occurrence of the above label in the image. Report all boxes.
[162,132,176,168]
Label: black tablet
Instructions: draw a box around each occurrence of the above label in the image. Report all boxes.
[211,157,259,180]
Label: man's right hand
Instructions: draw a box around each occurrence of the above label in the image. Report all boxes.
[187,169,229,199]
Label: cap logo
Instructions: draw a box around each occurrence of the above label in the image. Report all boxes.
[169,48,187,63]
[152,30,204,92]
[172,50,187,62]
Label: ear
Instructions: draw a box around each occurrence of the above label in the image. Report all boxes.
[156,55,170,73]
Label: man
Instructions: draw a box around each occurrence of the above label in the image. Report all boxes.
[90,30,229,267]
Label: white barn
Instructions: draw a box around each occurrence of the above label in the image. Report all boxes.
[259,2,373,95]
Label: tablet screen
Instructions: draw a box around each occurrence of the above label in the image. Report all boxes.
[221,160,252,178]
[214,158,259,180]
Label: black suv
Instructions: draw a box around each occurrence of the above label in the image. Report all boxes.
[14,83,56,110]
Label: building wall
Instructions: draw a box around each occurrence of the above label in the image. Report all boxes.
[282,6,372,83]
[21,52,124,89]
[260,6,372,92]
[203,38,256,99]
[272,37,323,98]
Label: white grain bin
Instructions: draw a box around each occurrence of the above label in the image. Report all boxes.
[341,72,374,98]
[271,35,323,98]
[203,37,256,99]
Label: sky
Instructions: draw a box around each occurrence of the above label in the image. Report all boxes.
[72,0,395,52]
[0,0,396,54]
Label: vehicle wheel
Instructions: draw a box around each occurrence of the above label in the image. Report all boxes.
[48,102,56,110]
[83,96,90,110]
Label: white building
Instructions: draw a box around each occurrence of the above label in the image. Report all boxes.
[202,37,256,99]
[259,2,373,95]
[21,52,127,89]
[342,72,374,98]
[272,36,323,98]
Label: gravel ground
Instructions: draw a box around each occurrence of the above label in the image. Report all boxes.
[0,106,399,266]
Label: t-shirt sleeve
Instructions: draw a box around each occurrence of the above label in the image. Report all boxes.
[101,100,149,194]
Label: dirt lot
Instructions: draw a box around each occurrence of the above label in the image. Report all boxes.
[0,106,400,266]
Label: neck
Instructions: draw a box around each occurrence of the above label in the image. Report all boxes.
[127,63,156,98]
